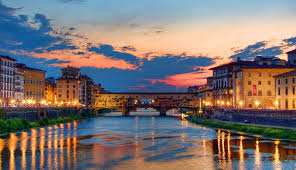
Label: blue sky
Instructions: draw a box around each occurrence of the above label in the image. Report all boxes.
[0,0,296,92]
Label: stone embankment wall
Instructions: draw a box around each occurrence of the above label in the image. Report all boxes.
[214,108,296,127]
[3,107,80,122]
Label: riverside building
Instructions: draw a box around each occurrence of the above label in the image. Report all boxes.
[16,63,46,104]
[0,55,16,106]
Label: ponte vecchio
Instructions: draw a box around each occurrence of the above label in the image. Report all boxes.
[95,93,199,116]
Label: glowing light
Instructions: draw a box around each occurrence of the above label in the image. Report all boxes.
[10,99,15,104]
[226,101,230,105]
[217,101,220,104]
[41,100,46,105]
[32,100,36,105]
[27,100,32,104]
[255,101,260,106]
[221,101,225,105]
[22,100,26,104]
[239,101,243,106]
[275,101,279,106]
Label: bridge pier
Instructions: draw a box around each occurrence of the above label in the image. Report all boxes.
[159,109,167,116]
[122,107,130,116]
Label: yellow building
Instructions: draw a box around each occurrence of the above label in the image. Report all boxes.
[234,66,294,109]
[16,64,46,104]
[45,77,56,105]
[274,70,296,110]
[56,66,80,106]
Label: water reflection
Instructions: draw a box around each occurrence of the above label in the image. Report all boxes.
[0,117,296,170]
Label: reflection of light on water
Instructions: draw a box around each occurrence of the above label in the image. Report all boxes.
[239,136,245,170]
[54,125,59,169]
[67,123,71,168]
[217,130,221,160]
[60,125,65,170]
[47,127,52,169]
[40,128,45,169]
[73,121,78,169]
[227,133,232,164]
[31,129,37,170]
[8,133,17,170]
[20,132,28,169]
[254,139,261,169]
[0,138,4,168]
[274,141,282,170]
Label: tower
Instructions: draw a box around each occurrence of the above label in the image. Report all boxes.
[287,48,296,65]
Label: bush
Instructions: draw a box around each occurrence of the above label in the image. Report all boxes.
[0,108,5,119]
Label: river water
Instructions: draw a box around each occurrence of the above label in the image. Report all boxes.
[1,113,296,170]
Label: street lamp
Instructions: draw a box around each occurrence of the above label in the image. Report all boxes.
[255,101,260,108]
[239,101,243,108]
[274,101,279,109]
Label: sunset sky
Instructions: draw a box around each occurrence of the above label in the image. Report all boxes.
[1,0,296,92]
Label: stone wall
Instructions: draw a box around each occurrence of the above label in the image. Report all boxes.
[3,107,79,122]
[215,108,296,127]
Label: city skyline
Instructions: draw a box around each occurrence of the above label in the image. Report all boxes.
[0,0,296,92]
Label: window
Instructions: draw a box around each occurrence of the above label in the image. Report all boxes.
[286,78,288,84]
[248,81,251,85]
[268,73,272,77]
[293,78,295,84]
[67,80,69,83]
[258,90,262,96]
[286,87,288,95]
[73,85,75,88]
[267,91,272,96]
[293,87,295,95]
[67,85,69,88]
[258,81,262,85]
[293,100,296,109]
[59,94,61,97]
[259,73,262,77]
[278,79,280,85]
[286,100,289,109]
[58,85,62,88]
[268,81,271,85]
[248,91,252,96]
[248,73,251,77]
[278,88,281,95]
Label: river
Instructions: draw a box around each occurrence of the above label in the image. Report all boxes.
[1,112,296,169]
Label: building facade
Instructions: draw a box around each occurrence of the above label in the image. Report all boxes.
[209,60,254,107]
[79,75,94,108]
[0,55,16,106]
[16,64,46,104]
[56,66,80,106]
[274,70,296,110]
[45,77,56,105]
[14,68,24,104]
[234,67,294,109]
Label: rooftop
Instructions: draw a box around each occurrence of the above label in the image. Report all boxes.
[274,69,296,78]
[287,48,296,54]
[209,60,254,70]
[0,55,16,61]
[16,63,46,72]
[235,64,295,71]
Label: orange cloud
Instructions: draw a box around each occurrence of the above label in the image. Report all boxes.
[29,49,137,70]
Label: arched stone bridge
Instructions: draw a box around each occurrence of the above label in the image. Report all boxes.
[94,93,199,116]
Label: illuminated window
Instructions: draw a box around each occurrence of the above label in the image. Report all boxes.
[248,81,251,85]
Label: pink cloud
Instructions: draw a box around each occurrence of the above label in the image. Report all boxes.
[146,70,212,88]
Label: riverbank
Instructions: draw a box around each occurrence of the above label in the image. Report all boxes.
[186,115,296,140]
[0,110,95,135]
